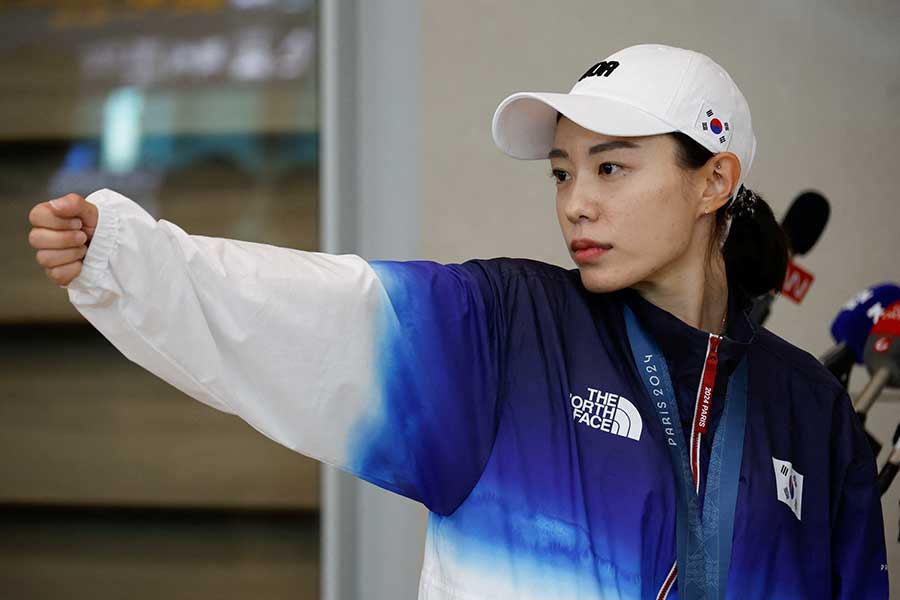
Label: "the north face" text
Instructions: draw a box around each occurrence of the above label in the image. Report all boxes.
[569,386,642,441]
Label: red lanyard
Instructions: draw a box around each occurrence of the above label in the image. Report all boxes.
[689,334,722,492]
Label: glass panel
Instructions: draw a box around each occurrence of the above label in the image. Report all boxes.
[2,3,321,597]
[2,0,320,322]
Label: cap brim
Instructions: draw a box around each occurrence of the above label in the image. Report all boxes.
[492,92,677,159]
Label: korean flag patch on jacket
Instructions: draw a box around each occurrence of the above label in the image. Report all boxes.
[773,457,804,520]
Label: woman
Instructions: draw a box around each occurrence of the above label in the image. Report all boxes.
[27,44,886,599]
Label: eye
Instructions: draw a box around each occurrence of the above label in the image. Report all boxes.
[599,162,622,176]
[549,168,571,184]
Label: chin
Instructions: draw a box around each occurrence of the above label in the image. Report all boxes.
[576,265,639,294]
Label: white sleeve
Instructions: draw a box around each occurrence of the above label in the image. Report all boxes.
[66,188,506,514]
[66,188,382,469]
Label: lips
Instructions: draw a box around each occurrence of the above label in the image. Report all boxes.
[571,239,612,252]
[570,238,612,263]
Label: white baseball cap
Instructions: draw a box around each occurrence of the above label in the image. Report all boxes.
[491,43,756,198]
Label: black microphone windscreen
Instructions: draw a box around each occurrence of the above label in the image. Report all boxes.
[781,191,830,255]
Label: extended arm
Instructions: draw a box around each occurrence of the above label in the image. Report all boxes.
[67,189,505,514]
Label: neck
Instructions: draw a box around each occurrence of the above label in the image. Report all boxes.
[631,245,729,335]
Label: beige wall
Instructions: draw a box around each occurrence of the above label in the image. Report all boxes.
[419,0,900,589]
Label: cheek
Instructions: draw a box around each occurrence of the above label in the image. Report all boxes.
[555,190,576,238]
[618,180,691,255]
[633,206,689,258]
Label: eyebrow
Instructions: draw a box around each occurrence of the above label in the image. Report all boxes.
[547,140,641,159]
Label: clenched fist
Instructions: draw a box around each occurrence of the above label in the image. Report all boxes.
[28,193,100,287]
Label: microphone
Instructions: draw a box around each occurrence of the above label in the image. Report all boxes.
[848,299,900,458]
[781,191,830,256]
[826,283,900,388]
[853,301,900,416]
[749,191,830,325]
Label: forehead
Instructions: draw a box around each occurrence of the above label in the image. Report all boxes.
[551,115,667,154]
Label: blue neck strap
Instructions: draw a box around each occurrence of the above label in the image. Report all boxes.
[623,304,748,600]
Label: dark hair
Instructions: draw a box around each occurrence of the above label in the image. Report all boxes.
[669,131,789,299]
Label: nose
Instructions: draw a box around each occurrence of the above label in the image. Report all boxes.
[562,177,601,224]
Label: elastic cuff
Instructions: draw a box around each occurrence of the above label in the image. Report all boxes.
[66,189,122,296]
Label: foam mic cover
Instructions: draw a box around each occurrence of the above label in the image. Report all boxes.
[831,283,900,363]
[781,191,830,256]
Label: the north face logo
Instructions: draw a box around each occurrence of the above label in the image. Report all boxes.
[569,387,643,441]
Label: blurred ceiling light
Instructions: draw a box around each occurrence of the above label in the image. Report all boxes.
[102,87,145,174]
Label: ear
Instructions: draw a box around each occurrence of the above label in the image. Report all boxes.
[699,151,741,216]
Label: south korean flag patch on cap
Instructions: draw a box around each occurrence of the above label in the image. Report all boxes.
[772,457,804,521]
[696,102,732,146]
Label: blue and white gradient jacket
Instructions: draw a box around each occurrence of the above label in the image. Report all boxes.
[67,189,888,599]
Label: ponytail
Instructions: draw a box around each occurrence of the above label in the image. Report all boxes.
[669,132,789,300]
[721,186,789,298]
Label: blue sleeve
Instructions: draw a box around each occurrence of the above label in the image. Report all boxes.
[830,390,889,598]
[347,259,507,515]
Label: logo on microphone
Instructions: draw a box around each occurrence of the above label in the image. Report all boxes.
[782,261,815,303]
[773,457,804,520]
[874,336,892,353]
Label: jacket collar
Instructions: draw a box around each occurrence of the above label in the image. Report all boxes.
[615,283,758,379]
